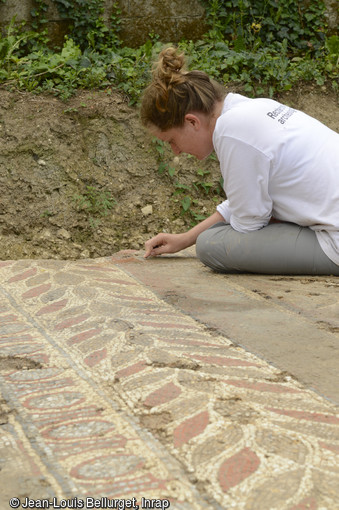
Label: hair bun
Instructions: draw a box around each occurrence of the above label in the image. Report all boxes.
[153,47,186,82]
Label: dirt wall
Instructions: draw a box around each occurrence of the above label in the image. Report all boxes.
[0,86,338,261]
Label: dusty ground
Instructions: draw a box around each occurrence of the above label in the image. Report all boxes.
[0,85,338,260]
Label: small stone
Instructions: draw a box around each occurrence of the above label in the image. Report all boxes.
[57,228,71,239]
[141,205,153,216]
[37,159,46,166]
[42,229,52,239]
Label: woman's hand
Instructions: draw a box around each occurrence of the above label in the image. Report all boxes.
[144,211,226,259]
[144,232,191,258]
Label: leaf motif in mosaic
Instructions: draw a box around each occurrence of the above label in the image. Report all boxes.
[191,426,243,467]
[126,331,156,347]
[272,420,339,442]
[73,285,98,299]
[255,428,308,464]
[110,349,143,367]
[89,301,124,317]
[146,348,200,370]
[143,382,182,408]
[218,447,260,493]
[77,334,118,354]
[120,369,173,391]
[177,372,216,393]
[25,273,51,287]
[55,304,88,320]
[243,469,304,510]
[40,287,68,303]
[53,272,85,285]
[165,396,209,421]
[312,469,339,501]
[173,410,209,448]
[214,398,260,424]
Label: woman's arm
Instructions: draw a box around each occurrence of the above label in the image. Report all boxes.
[144,211,225,258]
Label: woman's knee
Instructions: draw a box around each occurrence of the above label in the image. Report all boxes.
[196,225,237,272]
[196,229,213,266]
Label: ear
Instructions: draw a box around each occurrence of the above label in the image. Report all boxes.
[184,113,201,130]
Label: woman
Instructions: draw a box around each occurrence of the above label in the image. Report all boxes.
[141,47,339,275]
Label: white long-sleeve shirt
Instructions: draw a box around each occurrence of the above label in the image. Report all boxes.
[214,93,339,266]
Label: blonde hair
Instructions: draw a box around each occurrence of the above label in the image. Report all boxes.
[140,47,225,131]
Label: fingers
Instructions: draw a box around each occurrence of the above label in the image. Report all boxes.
[144,243,160,258]
[144,245,162,258]
[144,234,167,258]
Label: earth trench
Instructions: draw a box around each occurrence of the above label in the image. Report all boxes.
[0,86,338,261]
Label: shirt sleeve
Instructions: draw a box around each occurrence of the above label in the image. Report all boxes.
[216,200,231,223]
[216,136,273,233]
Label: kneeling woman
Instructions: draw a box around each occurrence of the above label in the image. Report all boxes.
[141,47,339,275]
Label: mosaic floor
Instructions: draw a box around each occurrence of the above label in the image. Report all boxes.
[1,257,339,509]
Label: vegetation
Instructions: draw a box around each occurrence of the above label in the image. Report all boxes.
[73,185,117,229]
[0,0,338,102]
[153,137,223,225]
[0,0,338,223]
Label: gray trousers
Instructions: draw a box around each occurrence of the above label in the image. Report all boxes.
[196,222,339,275]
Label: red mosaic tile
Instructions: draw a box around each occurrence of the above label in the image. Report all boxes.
[114,256,141,263]
[84,348,108,367]
[115,361,148,379]
[173,410,209,448]
[268,408,339,425]
[144,382,181,408]
[55,314,90,331]
[34,405,103,427]
[67,328,102,345]
[106,278,138,286]
[189,354,259,367]
[22,283,52,299]
[319,441,339,454]
[28,353,50,364]
[7,268,37,283]
[218,447,260,492]
[36,299,68,316]
[0,261,13,268]
[159,338,227,348]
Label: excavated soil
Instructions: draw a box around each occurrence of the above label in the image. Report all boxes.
[0,85,338,260]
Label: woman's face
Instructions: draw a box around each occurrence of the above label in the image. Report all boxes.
[151,113,215,160]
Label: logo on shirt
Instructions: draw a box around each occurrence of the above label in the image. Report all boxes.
[267,105,296,124]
